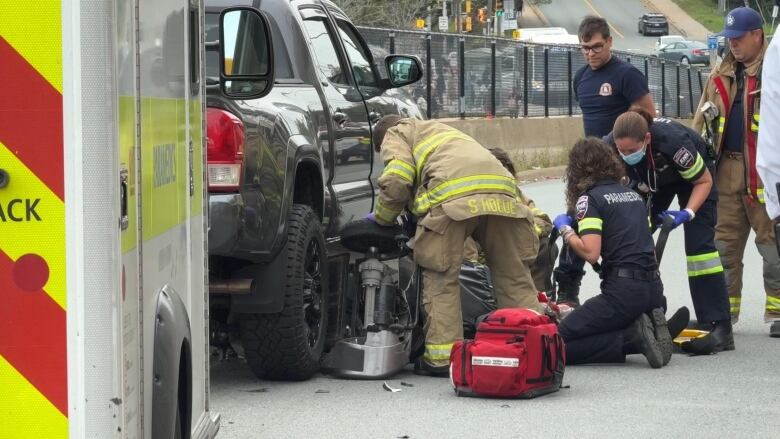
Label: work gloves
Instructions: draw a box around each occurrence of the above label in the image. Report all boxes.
[552,214,573,231]
[658,209,694,230]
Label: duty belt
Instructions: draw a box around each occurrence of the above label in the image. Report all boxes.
[600,267,660,281]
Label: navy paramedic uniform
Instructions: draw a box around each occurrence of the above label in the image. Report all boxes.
[607,118,730,324]
[558,181,666,364]
[557,58,650,297]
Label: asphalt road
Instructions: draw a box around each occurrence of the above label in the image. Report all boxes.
[536,0,685,55]
[210,179,777,439]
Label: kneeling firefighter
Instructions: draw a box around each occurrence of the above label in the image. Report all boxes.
[552,138,684,368]
[368,116,540,376]
[463,147,557,293]
[608,107,733,354]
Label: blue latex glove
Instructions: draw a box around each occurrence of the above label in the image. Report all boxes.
[658,210,692,229]
[366,212,395,227]
[553,214,573,231]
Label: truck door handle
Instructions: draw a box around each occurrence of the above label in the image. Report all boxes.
[119,166,129,231]
[369,110,382,124]
[332,110,348,128]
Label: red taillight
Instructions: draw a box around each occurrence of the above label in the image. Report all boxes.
[207,107,244,192]
[692,49,703,56]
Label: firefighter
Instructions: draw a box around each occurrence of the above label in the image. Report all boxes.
[607,107,733,354]
[367,115,540,377]
[552,137,684,368]
[692,7,780,337]
[463,147,556,293]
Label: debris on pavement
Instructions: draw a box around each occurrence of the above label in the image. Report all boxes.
[383,382,402,392]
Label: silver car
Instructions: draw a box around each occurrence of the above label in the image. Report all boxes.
[656,40,711,66]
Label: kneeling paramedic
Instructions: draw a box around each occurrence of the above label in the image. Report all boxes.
[608,107,733,354]
[552,138,679,368]
[368,116,540,376]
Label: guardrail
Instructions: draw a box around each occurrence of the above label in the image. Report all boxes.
[358,26,708,120]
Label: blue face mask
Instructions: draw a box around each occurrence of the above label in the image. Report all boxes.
[620,144,646,166]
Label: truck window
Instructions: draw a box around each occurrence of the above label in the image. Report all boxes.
[334,20,377,88]
[302,18,349,86]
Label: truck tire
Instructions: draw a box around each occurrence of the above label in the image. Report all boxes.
[240,204,328,380]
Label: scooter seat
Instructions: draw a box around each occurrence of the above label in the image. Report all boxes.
[340,219,406,256]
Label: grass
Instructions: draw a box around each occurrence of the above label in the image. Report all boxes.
[672,0,775,34]
[509,147,569,171]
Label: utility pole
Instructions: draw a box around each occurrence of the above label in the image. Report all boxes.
[486,0,493,36]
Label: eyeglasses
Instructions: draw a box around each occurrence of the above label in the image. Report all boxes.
[580,43,606,54]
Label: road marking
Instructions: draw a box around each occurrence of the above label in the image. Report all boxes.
[581,0,625,39]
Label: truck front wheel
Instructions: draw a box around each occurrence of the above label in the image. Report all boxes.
[240,204,329,380]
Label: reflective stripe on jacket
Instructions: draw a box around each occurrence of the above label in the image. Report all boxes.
[692,39,767,203]
[373,119,525,225]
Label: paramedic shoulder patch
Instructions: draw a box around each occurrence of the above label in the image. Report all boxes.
[673,148,694,169]
[575,195,589,220]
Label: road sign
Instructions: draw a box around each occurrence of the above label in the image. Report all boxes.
[438,16,448,31]
[504,19,518,30]
[416,18,425,29]
[707,35,717,50]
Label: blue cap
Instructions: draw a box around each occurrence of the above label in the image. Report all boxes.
[717,7,763,38]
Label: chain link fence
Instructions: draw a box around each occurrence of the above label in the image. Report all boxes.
[359,26,708,120]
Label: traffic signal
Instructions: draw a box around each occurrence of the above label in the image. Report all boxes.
[496,0,504,17]
[465,16,473,32]
[465,0,472,13]
[478,7,486,22]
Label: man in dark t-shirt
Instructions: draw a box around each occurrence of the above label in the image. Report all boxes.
[554,16,658,306]
[574,16,656,137]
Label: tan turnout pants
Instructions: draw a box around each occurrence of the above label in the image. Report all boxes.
[414,208,539,366]
[715,154,780,323]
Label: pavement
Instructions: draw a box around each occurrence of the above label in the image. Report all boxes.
[645,0,712,42]
[528,0,712,55]
[210,179,778,439]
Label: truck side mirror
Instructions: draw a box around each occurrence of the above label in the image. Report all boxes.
[219,7,275,99]
[385,55,423,88]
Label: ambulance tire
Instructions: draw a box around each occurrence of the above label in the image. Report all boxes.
[174,404,182,439]
[240,204,329,381]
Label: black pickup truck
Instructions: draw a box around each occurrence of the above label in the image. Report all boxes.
[205,0,423,380]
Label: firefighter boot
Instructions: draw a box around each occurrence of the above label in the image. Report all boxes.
[681,320,735,355]
[770,321,780,338]
[623,314,664,369]
[666,306,690,339]
[413,358,450,378]
[553,267,583,307]
[648,308,673,366]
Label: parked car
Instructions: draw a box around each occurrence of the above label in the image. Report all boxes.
[655,34,685,51]
[656,40,711,66]
[205,0,423,381]
[638,13,669,36]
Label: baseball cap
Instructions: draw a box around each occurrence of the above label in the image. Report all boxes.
[717,7,764,38]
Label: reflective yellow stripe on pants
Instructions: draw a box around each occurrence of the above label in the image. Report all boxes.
[687,251,724,277]
[717,116,726,134]
[424,343,454,365]
[412,174,518,215]
[729,296,741,315]
[767,296,780,313]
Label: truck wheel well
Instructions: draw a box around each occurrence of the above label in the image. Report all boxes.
[293,162,323,218]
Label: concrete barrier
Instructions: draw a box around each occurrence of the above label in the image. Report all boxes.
[439,116,692,169]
